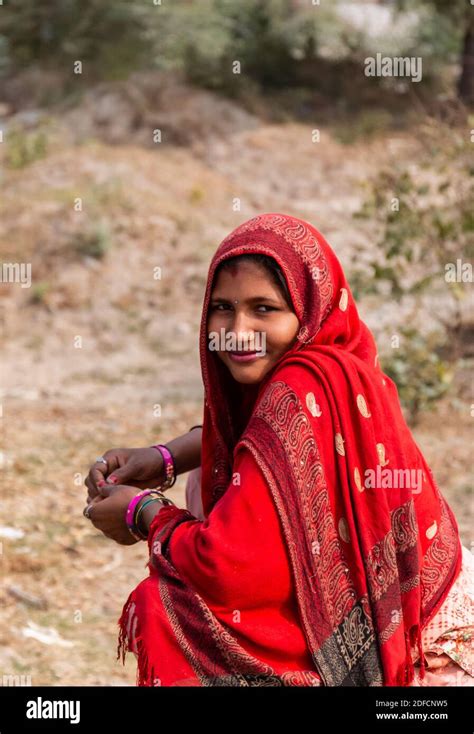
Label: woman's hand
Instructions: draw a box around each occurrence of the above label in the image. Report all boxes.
[85,484,143,545]
[84,448,164,503]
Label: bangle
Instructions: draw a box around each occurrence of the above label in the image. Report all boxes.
[134,497,165,540]
[125,489,175,541]
[188,424,203,432]
[135,498,163,538]
[135,490,177,539]
[150,444,176,489]
[125,492,148,540]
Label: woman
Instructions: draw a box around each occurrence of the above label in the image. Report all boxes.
[84,212,473,687]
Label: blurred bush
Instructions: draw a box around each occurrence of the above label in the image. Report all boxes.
[71,220,112,260]
[0,0,468,105]
[0,0,154,80]
[382,327,453,425]
[352,119,473,334]
[350,117,473,418]
[5,122,49,168]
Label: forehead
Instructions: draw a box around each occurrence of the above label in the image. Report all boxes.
[212,259,273,286]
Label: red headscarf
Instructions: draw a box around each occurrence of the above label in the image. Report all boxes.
[119,212,462,686]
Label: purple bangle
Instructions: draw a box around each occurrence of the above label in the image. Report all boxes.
[151,444,176,489]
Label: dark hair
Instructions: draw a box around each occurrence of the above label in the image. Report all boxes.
[215,254,293,310]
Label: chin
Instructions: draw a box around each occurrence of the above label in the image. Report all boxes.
[232,373,262,385]
[227,363,271,385]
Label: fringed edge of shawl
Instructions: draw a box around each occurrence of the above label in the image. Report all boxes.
[117,591,155,687]
[396,624,426,686]
[116,509,195,687]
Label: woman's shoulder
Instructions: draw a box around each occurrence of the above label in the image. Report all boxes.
[258,361,325,409]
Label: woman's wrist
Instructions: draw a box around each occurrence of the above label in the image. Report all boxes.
[125,489,176,541]
[136,498,164,537]
[150,444,176,490]
[152,426,202,484]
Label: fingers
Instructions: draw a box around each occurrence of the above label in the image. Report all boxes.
[83,491,136,545]
[83,494,100,518]
[84,451,122,498]
[85,472,108,502]
[86,498,102,528]
[90,465,108,488]
[98,484,127,499]
[84,468,104,501]
[103,462,134,487]
[91,452,119,486]
[85,476,98,503]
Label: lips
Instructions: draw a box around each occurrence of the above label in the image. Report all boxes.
[228,350,262,363]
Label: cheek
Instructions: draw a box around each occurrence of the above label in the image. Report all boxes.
[207,313,223,335]
[266,315,300,348]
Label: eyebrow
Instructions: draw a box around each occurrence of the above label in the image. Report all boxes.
[210,295,283,305]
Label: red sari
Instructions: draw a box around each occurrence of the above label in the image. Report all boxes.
[118,212,462,686]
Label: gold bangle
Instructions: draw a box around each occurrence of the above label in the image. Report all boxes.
[147,490,176,506]
[133,491,176,538]
[135,497,163,538]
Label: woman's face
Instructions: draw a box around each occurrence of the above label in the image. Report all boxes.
[208,260,300,385]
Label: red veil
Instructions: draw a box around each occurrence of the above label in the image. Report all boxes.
[118,212,461,686]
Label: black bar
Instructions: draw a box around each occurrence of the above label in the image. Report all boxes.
[0,685,472,732]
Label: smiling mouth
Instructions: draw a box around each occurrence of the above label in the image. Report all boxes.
[228,350,264,362]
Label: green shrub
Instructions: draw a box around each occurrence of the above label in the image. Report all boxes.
[5,125,49,169]
[351,119,473,346]
[0,0,154,79]
[29,281,51,305]
[350,119,473,418]
[71,220,112,260]
[381,327,453,424]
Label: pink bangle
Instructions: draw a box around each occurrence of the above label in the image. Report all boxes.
[125,489,160,541]
[151,444,176,489]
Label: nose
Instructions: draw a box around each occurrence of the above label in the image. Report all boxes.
[231,308,256,347]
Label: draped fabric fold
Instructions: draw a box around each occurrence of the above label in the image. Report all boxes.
[118,213,462,686]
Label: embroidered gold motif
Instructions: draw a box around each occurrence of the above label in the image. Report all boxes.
[354,467,364,492]
[422,497,459,610]
[356,394,371,418]
[376,443,389,467]
[306,392,322,417]
[426,520,438,540]
[335,433,346,456]
[339,288,348,311]
[297,325,309,342]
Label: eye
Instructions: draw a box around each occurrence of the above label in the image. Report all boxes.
[210,303,279,312]
[256,305,277,312]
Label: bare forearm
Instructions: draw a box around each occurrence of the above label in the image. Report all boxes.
[138,427,202,535]
[165,426,202,477]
